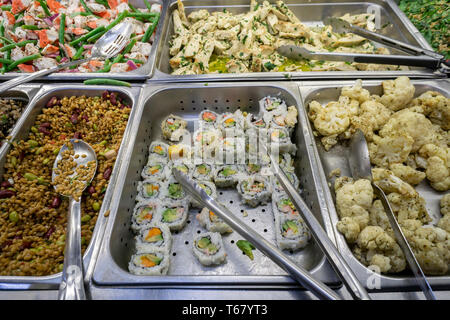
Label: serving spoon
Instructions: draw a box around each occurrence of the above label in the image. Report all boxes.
[52,139,97,300]
[348,129,436,300]
[0,22,133,94]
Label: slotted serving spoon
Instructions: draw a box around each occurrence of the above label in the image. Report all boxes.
[52,139,97,300]
[0,22,133,94]
[349,129,436,300]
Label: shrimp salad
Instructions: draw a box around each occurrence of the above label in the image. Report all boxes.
[0,0,161,74]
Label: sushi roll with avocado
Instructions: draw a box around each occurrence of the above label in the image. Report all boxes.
[268,128,297,155]
[199,110,219,128]
[148,141,170,160]
[270,171,299,194]
[141,160,170,181]
[244,162,271,176]
[135,223,172,252]
[157,200,189,231]
[136,180,163,202]
[131,201,159,233]
[160,178,188,202]
[128,251,170,276]
[192,232,227,266]
[196,207,232,234]
[213,164,243,188]
[272,192,300,218]
[236,176,271,207]
[277,153,295,173]
[171,160,194,178]
[190,181,217,209]
[161,114,188,142]
[275,215,310,251]
[244,113,268,131]
[219,110,245,138]
[192,163,214,181]
[269,105,298,135]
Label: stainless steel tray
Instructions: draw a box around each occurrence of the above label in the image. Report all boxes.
[0,84,142,289]
[92,82,340,288]
[151,0,444,82]
[299,78,450,292]
[0,0,166,81]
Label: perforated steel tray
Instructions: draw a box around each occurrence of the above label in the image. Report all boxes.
[92,82,340,288]
[0,84,142,289]
[151,0,445,82]
[299,79,450,292]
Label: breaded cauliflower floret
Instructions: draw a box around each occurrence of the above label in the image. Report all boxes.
[388,163,426,186]
[379,109,439,153]
[380,76,415,111]
[387,192,431,224]
[368,132,413,168]
[409,91,450,130]
[353,226,406,273]
[341,79,371,103]
[372,168,417,198]
[441,194,450,216]
[418,144,450,191]
[369,199,394,238]
[337,217,361,244]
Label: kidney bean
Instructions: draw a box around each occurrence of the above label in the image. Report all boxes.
[103,167,112,180]
[40,122,51,128]
[18,151,25,161]
[46,97,58,108]
[20,241,32,250]
[50,196,61,208]
[70,113,78,124]
[73,132,82,139]
[88,185,95,195]
[44,226,55,239]
[0,190,15,198]
[109,92,117,105]
[38,123,51,135]
[1,181,12,188]
[81,115,89,122]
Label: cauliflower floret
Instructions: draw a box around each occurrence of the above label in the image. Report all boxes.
[418,144,450,191]
[341,79,371,103]
[387,192,431,224]
[369,199,394,238]
[438,215,450,233]
[379,109,439,153]
[309,100,350,136]
[388,163,426,185]
[368,132,413,168]
[441,194,450,216]
[337,217,361,243]
[353,226,406,273]
[380,76,415,111]
[351,100,393,141]
[409,91,450,130]
[372,167,417,198]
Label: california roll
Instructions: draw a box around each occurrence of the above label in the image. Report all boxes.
[237,176,271,207]
[161,114,188,142]
[192,232,227,266]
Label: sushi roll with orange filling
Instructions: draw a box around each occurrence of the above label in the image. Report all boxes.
[131,201,159,233]
[128,251,170,275]
[135,223,172,252]
[161,114,188,142]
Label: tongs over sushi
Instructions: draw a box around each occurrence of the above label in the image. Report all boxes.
[260,144,371,300]
[277,17,449,71]
[172,167,341,300]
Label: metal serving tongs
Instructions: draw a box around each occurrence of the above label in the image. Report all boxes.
[277,17,449,72]
[349,130,436,300]
[172,167,342,300]
[259,144,370,300]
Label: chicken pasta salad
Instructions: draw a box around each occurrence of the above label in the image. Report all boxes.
[0,0,161,74]
[308,76,450,275]
[169,0,406,75]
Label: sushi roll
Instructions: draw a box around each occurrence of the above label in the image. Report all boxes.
[275,215,310,251]
[268,128,297,154]
[236,175,271,207]
[215,136,246,164]
[196,207,232,234]
[193,128,222,160]
[269,105,298,135]
[199,110,220,128]
[244,162,271,176]
[161,114,188,142]
[160,177,188,201]
[272,192,300,217]
[157,200,189,231]
[148,141,170,160]
[192,232,227,266]
[131,201,159,233]
[168,143,192,162]
[136,180,163,202]
[260,96,287,115]
[270,171,300,194]
[213,164,243,188]
[219,110,245,138]
[128,251,170,275]
[135,223,172,252]
[141,159,170,181]
[172,160,193,178]
[244,113,268,131]
[190,181,217,209]
[192,163,214,181]
[277,153,295,172]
